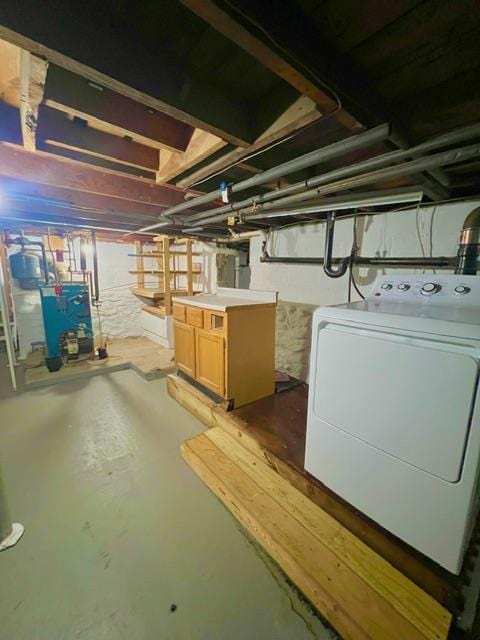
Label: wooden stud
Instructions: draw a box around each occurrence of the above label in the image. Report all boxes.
[162,237,172,316]
[186,240,193,295]
[135,240,145,288]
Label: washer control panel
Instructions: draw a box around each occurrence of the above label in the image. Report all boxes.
[370,275,480,307]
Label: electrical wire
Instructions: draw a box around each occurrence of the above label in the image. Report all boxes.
[186,0,343,190]
[349,210,365,300]
[222,0,342,114]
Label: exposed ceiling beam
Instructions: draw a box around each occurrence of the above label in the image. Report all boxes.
[19,50,48,150]
[0,178,171,218]
[0,39,20,106]
[44,65,194,153]
[157,129,227,184]
[37,142,157,180]
[0,1,254,146]
[1,197,155,225]
[0,142,195,207]
[0,210,149,233]
[179,0,361,132]
[176,96,322,189]
[37,106,160,171]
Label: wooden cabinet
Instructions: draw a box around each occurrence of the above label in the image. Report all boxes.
[195,328,224,396]
[173,298,276,408]
[173,321,196,378]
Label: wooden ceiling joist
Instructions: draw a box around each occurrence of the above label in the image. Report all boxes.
[177,96,322,189]
[0,179,171,219]
[157,129,227,184]
[44,66,194,153]
[0,39,20,106]
[0,142,193,208]
[0,2,254,147]
[37,106,160,171]
[19,50,48,151]
[179,0,360,132]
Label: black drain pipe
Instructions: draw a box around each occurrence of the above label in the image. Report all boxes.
[323,212,350,278]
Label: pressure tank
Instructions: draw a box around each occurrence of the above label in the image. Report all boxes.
[9,250,42,289]
[10,250,42,279]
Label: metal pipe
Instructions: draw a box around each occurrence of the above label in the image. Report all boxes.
[190,141,480,227]
[91,231,100,302]
[185,122,480,225]
[323,212,350,278]
[134,124,391,232]
[261,254,455,268]
[201,188,424,226]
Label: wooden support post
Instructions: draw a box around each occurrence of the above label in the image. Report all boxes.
[19,50,48,151]
[163,237,172,315]
[135,240,145,288]
[187,240,193,295]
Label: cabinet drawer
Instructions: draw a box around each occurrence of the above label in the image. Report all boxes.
[173,303,186,322]
[186,305,203,328]
[203,310,226,333]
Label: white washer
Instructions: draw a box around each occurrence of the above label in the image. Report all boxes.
[305,274,480,574]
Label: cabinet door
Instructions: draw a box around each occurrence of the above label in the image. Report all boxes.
[195,328,225,396]
[174,321,196,378]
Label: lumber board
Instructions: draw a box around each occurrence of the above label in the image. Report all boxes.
[167,373,455,610]
[182,429,451,640]
[0,142,189,207]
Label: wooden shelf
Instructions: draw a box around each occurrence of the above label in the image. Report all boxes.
[131,237,199,315]
[130,287,166,300]
[132,251,201,257]
[129,268,200,275]
[142,305,166,318]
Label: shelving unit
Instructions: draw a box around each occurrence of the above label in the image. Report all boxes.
[130,236,202,315]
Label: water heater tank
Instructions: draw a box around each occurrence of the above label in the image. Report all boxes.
[9,250,42,280]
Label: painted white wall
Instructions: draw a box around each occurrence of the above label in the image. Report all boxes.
[250,199,480,305]
[250,199,480,381]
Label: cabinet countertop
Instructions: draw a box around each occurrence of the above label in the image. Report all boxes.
[172,287,277,312]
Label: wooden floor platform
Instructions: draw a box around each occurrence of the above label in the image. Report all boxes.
[182,426,451,640]
[24,337,175,388]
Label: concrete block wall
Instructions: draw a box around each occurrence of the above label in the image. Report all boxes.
[250,199,480,380]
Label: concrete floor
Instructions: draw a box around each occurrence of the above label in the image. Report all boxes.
[0,357,334,640]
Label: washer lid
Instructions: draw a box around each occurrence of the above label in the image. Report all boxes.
[312,323,479,482]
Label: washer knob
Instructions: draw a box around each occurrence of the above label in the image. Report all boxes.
[397,283,410,291]
[455,285,470,295]
[421,282,440,295]
[381,283,393,290]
